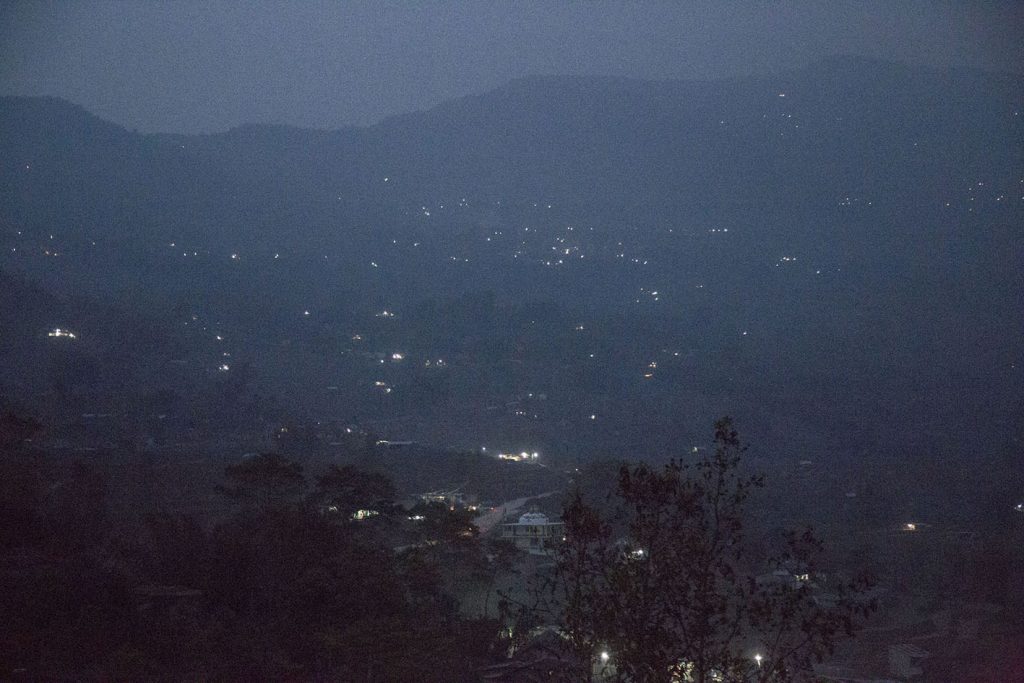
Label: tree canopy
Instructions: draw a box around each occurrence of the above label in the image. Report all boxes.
[514,418,874,682]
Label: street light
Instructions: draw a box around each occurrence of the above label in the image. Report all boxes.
[754,654,763,668]
[600,651,610,664]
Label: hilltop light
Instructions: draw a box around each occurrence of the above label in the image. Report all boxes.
[498,451,539,462]
[904,522,917,531]
[48,328,77,339]
[218,364,230,372]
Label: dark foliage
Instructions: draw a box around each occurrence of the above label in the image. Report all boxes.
[217,452,306,510]
[314,463,397,517]
[0,445,500,680]
[513,419,875,682]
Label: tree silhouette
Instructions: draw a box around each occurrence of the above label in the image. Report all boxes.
[524,418,873,682]
[314,464,396,518]
[0,411,42,450]
[218,453,305,511]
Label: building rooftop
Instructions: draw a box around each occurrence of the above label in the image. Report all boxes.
[517,511,551,525]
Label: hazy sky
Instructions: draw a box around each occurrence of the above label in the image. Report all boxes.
[2,1,1021,133]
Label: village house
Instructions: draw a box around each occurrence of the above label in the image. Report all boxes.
[501,511,564,555]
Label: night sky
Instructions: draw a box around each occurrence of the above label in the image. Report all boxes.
[2,1,1022,134]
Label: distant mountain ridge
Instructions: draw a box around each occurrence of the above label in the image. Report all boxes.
[3,57,1020,246]
[0,56,1021,460]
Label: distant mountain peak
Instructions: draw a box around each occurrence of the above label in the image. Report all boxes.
[0,94,129,138]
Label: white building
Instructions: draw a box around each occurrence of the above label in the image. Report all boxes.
[501,511,564,555]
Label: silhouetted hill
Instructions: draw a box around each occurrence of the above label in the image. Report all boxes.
[3,57,1020,243]
[0,269,274,438]
[0,57,1021,461]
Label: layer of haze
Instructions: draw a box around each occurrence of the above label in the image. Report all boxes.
[1,1,1022,133]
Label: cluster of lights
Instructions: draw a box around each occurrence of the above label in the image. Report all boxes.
[635,287,661,303]
[48,328,77,339]
[497,451,539,462]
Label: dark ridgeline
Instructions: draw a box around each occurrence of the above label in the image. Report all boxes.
[0,56,1020,461]
[0,57,1022,680]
